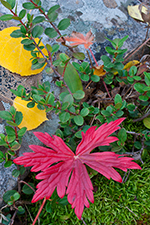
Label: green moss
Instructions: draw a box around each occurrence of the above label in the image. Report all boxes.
[24,160,150,224]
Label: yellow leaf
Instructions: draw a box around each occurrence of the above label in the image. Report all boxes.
[13,97,48,130]
[123,60,140,70]
[0,27,47,76]
[93,65,106,76]
[127,4,147,22]
[114,60,140,75]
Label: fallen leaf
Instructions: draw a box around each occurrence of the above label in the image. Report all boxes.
[0,27,47,76]
[123,60,140,71]
[137,64,148,76]
[127,4,148,22]
[13,97,48,130]
[93,65,106,76]
[57,31,95,49]
[139,4,150,24]
[114,60,140,75]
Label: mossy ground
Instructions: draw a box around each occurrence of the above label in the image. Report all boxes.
[18,158,150,225]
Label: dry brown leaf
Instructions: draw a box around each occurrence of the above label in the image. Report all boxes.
[127,4,148,22]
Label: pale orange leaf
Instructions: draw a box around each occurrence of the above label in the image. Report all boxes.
[57,31,95,49]
[93,65,106,76]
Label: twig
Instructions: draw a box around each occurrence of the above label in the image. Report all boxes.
[24,204,34,223]
[125,206,138,217]
[133,111,150,122]
[19,180,35,192]
[81,217,87,225]
[88,48,111,98]
[10,209,18,225]
[122,170,131,183]
[123,37,150,64]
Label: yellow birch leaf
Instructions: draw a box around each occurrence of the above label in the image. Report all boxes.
[123,60,140,70]
[13,97,48,130]
[0,27,47,76]
[127,5,147,22]
[114,60,140,75]
[93,65,106,76]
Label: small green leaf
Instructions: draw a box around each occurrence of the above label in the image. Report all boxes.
[63,94,74,106]
[4,160,12,168]
[0,14,13,21]
[10,29,25,38]
[47,93,55,105]
[57,18,70,30]
[134,83,145,93]
[139,95,149,101]
[74,115,84,126]
[0,0,12,9]
[11,143,21,151]
[101,55,114,68]
[10,106,16,115]
[45,27,57,38]
[31,62,45,70]
[80,74,89,81]
[19,9,26,19]
[23,2,35,9]
[15,111,23,125]
[13,192,20,201]
[7,135,16,143]
[32,25,44,38]
[32,15,45,24]
[73,90,85,100]
[24,43,35,51]
[144,72,150,86]
[118,128,127,144]
[118,35,128,48]
[12,169,20,177]
[80,108,89,117]
[143,116,150,129]
[61,102,70,110]
[51,44,59,53]
[48,5,60,14]
[72,52,85,60]
[27,101,35,108]
[0,111,12,120]
[47,11,58,22]
[0,151,4,158]
[59,112,70,123]
[3,190,17,203]
[101,110,111,117]
[21,39,34,45]
[129,66,137,76]
[91,75,100,82]
[5,126,15,136]
[22,183,35,194]
[114,94,122,104]
[18,206,25,213]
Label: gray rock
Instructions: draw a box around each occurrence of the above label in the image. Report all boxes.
[0,162,17,206]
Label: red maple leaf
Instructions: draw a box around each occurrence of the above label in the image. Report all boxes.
[13,118,141,219]
[57,31,95,49]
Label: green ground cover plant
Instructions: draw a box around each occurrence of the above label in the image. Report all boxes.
[0,0,149,224]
